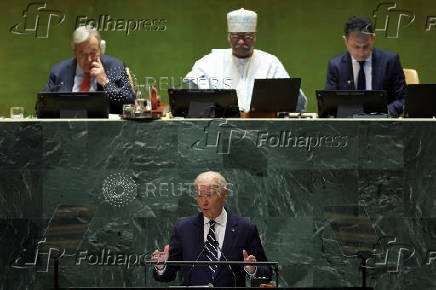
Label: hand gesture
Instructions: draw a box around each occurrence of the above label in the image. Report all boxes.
[152,245,169,270]
[90,58,109,86]
[243,249,257,275]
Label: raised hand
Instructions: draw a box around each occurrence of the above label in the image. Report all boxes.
[243,249,256,275]
[152,245,169,270]
[90,58,109,86]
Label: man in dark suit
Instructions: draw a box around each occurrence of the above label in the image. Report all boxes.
[325,16,406,117]
[152,171,271,287]
[43,25,135,114]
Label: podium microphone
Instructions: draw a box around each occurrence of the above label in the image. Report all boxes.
[186,245,207,286]
[213,241,237,288]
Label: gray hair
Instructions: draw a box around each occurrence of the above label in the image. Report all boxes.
[194,171,227,193]
[71,25,102,50]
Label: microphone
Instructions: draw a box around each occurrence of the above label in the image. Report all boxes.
[186,244,207,286]
[213,241,237,288]
[49,82,64,91]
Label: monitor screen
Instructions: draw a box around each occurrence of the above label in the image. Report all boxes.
[316,90,387,118]
[405,84,436,118]
[168,89,240,118]
[36,92,109,118]
[250,78,301,113]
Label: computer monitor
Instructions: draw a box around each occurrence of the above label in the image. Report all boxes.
[168,89,240,118]
[250,78,301,113]
[36,92,109,118]
[316,90,387,118]
[404,84,436,118]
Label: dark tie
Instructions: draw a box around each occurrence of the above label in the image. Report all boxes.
[205,220,218,279]
[357,61,366,90]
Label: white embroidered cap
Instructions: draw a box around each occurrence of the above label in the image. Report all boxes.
[227,8,257,32]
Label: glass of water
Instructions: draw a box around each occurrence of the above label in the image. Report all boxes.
[10,107,24,119]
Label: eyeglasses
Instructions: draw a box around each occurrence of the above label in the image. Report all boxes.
[77,50,100,59]
[229,33,256,40]
[196,190,221,199]
[197,193,215,199]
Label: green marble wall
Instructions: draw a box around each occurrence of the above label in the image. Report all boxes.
[1,119,435,289]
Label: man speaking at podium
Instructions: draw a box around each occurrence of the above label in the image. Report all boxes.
[152,171,272,287]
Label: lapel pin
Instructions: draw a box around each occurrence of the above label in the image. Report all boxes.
[231,228,235,232]
[347,80,351,84]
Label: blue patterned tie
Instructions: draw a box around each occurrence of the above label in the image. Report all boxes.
[205,220,218,279]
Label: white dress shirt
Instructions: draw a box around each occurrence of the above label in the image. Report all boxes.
[351,55,372,90]
[72,65,98,92]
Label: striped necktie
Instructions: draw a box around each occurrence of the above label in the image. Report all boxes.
[205,220,218,279]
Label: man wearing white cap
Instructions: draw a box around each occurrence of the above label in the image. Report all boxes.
[184,8,307,113]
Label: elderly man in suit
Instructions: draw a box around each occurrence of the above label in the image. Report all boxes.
[43,25,135,114]
[152,171,271,287]
[325,16,406,117]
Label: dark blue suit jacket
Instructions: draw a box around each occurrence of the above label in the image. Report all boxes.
[153,211,272,287]
[43,54,135,114]
[325,48,406,117]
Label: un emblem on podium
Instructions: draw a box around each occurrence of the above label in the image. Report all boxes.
[102,173,137,207]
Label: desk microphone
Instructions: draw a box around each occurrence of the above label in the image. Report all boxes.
[49,82,64,91]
